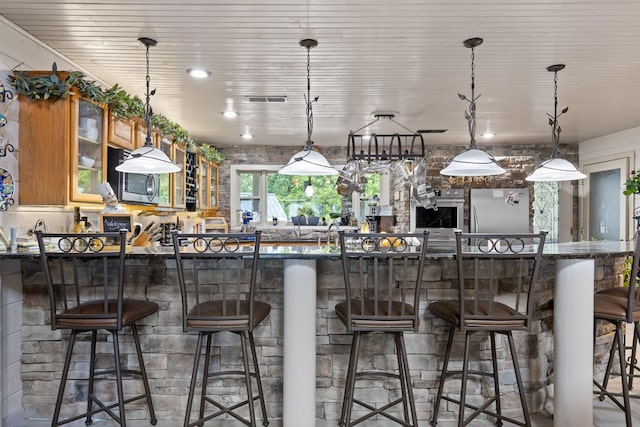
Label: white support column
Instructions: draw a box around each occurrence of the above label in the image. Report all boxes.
[283,259,317,427]
[554,258,594,427]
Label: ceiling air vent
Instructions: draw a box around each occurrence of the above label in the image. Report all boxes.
[246,96,288,103]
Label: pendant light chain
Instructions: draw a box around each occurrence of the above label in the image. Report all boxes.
[144,42,152,146]
[468,44,478,148]
[305,43,316,149]
[304,40,318,150]
[460,38,483,150]
[551,69,560,157]
[547,64,567,159]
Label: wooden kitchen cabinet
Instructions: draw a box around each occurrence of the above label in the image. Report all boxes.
[107,114,135,150]
[198,156,219,211]
[18,93,107,205]
[134,123,159,149]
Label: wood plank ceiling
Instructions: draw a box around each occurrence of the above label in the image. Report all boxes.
[1,0,639,151]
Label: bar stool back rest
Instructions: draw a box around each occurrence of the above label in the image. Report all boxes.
[336,230,429,427]
[453,231,547,333]
[37,231,127,330]
[429,230,547,427]
[339,231,430,333]
[36,230,158,427]
[171,230,269,427]
[172,231,263,333]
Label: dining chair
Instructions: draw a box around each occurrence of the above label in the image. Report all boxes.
[35,230,158,427]
[172,230,269,427]
[429,230,547,427]
[336,230,429,427]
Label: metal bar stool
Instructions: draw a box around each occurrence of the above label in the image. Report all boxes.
[593,230,640,427]
[36,230,158,427]
[429,231,547,427]
[336,230,429,427]
[172,230,269,427]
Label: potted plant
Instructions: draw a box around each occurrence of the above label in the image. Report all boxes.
[298,205,320,226]
[624,170,640,196]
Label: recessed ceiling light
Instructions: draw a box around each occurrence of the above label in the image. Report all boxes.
[223,110,238,119]
[241,132,253,140]
[186,68,211,79]
[481,132,496,139]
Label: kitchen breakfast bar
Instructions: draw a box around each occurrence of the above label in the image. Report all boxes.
[1,239,633,426]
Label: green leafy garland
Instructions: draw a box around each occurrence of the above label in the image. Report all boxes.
[8,62,224,163]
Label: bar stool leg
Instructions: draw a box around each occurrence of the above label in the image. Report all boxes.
[51,331,78,427]
[339,332,360,426]
[240,332,257,426]
[600,323,620,400]
[184,333,205,427]
[111,331,126,426]
[86,330,98,426]
[431,326,455,426]
[199,332,213,422]
[394,333,410,422]
[629,321,640,390]
[507,332,531,427]
[490,332,502,423]
[396,332,417,426]
[458,332,472,427]
[344,331,362,427]
[130,323,157,424]
[248,331,269,426]
[614,324,633,427]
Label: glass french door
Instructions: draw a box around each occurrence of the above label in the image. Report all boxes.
[582,157,631,241]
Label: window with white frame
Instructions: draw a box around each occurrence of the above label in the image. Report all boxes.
[230,165,389,226]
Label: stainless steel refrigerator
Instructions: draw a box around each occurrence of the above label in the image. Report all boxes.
[470,188,530,233]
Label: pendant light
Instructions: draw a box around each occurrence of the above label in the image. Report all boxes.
[304,178,315,197]
[116,37,181,174]
[526,64,586,182]
[279,39,337,176]
[440,38,505,177]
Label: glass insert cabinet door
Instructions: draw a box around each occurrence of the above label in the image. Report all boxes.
[209,162,219,210]
[72,98,106,202]
[199,158,209,208]
[173,145,186,208]
[155,137,172,207]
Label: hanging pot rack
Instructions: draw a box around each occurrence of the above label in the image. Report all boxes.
[347,113,445,163]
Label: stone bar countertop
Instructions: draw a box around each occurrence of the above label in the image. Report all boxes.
[3,237,635,259]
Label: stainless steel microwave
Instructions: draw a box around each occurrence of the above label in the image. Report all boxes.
[107,147,159,205]
[410,188,464,242]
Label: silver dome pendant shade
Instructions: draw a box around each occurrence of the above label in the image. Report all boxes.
[526,64,585,182]
[440,38,505,177]
[279,39,337,176]
[116,37,181,174]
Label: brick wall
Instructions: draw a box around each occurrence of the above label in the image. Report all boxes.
[18,252,624,423]
[215,143,580,239]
